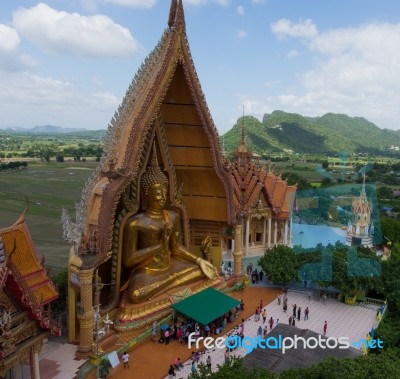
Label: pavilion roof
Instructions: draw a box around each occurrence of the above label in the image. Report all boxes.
[171,288,240,326]
[0,211,59,314]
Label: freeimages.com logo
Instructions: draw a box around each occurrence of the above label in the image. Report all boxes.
[188,333,383,354]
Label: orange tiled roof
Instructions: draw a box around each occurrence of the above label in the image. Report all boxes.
[230,149,297,219]
[0,213,58,307]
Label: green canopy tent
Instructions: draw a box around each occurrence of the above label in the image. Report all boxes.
[171,288,240,325]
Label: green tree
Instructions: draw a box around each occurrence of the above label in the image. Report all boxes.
[380,217,400,244]
[379,256,400,314]
[51,269,68,315]
[282,172,311,191]
[377,186,393,200]
[258,245,297,286]
[189,357,274,379]
[321,160,329,169]
[321,177,333,187]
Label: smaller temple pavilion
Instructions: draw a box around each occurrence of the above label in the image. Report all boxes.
[226,123,297,258]
[0,210,61,378]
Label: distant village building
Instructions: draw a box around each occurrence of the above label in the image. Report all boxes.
[346,178,373,247]
[0,210,60,378]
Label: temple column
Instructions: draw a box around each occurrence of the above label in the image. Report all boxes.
[274,220,278,246]
[262,217,267,245]
[284,220,288,245]
[268,218,272,248]
[245,218,250,255]
[30,345,41,379]
[233,224,243,282]
[77,268,94,356]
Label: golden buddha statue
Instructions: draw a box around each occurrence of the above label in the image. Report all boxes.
[122,151,218,304]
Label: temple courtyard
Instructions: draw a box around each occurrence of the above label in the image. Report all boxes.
[31,284,379,379]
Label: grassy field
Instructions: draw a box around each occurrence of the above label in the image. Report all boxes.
[0,162,96,273]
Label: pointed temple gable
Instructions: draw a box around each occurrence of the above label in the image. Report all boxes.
[73,0,234,260]
[0,212,60,377]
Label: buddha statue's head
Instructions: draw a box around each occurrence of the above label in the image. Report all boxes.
[140,149,168,211]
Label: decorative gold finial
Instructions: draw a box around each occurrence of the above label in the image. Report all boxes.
[140,144,168,191]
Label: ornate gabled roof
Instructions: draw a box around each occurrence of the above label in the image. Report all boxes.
[73,0,234,258]
[0,212,59,333]
[230,151,297,219]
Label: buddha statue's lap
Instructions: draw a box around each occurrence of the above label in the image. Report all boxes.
[121,149,218,305]
[128,256,203,303]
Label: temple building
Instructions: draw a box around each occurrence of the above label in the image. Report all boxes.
[346,178,373,247]
[0,211,61,378]
[65,0,296,356]
[226,124,296,257]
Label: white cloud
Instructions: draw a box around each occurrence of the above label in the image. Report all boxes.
[237,5,245,16]
[0,72,119,129]
[286,49,299,59]
[239,97,270,119]
[268,22,400,129]
[183,0,207,6]
[103,0,156,7]
[237,30,247,39]
[0,24,36,72]
[183,0,229,6]
[12,3,140,58]
[0,24,20,51]
[264,80,280,88]
[81,0,98,12]
[271,18,318,40]
[215,0,230,5]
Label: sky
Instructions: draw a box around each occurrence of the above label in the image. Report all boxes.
[1,0,400,134]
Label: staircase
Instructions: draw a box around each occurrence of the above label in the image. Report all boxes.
[357,297,385,311]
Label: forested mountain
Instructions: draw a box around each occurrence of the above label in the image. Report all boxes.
[222,111,400,155]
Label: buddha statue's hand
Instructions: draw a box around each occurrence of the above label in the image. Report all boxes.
[162,221,173,248]
[196,258,218,279]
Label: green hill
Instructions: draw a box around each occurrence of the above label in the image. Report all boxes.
[222,111,400,156]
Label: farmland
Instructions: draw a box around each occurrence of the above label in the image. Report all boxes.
[0,161,96,272]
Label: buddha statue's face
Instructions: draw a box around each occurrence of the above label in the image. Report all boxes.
[145,183,167,211]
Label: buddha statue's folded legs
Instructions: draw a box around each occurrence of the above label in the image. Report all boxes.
[128,258,204,303]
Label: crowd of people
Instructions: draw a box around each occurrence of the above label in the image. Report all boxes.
[246,262,265,284]
[165,300,245,377]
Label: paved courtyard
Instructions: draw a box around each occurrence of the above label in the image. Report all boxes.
[163,290,379,379]
[26,286,379,379]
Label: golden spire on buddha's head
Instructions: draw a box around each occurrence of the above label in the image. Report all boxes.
[141,146,168,191]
